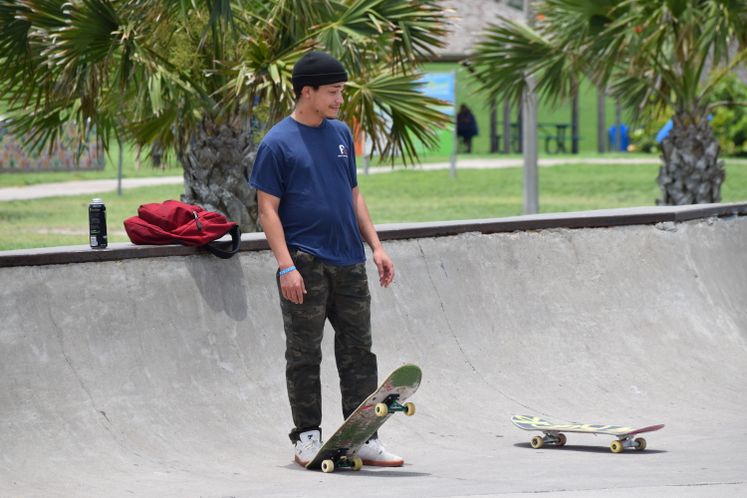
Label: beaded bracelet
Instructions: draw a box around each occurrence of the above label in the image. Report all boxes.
[278,265,297,277]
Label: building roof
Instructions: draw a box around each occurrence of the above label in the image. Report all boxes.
[434,0,524,60]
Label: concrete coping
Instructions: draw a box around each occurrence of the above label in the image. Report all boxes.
[1,202,746,268]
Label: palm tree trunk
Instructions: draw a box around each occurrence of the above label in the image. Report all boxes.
[658,116,725,205]
[177,118,259,232]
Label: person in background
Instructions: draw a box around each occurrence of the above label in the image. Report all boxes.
[456,104,479,153]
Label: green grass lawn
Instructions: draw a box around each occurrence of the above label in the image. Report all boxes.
[0,184,182,250]
[363,164,684,222]
[1,160,746,251]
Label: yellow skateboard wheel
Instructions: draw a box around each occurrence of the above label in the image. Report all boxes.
[610,440,624,453]
[321,459,335,473]
[404,402,416,416]
[557,433,567,446]
[375,403,389,417]
[531,436,545,449]
[634,437,647,451]
[352,456,363,471]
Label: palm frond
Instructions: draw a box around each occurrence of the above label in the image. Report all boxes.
[344,70,450,165]
[471,17,565,106]
[0,0,451,166]
[470,0,747,127]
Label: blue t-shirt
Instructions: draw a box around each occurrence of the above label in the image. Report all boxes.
[250,117,365,266]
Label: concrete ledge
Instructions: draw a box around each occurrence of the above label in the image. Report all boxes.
[376,202,747,241]
[1,202,746,268]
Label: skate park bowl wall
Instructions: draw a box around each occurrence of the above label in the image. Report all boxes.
[1,203,746,497]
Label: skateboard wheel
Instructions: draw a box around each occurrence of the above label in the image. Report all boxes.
[610,440,624,453]
[321,459,335,473]
[531,436,544,449]
[375,403,389,417]
[634,437,647,451]
[352,456,363,471]
[404,402,416,416]
[557,433,567,447]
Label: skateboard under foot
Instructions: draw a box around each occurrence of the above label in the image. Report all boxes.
[305,364,422,473]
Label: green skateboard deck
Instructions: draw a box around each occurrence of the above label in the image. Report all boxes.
[306,364,422,472]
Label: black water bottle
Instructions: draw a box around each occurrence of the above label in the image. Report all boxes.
[88,198,108,249]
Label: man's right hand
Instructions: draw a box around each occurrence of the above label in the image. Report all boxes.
[258,190,308,305]
[280,269,307,305]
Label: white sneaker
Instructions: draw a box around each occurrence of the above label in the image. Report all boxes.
[294,429,322,466]
[354,438,404,467]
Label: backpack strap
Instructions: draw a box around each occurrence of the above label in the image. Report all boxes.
[204,225,241,259]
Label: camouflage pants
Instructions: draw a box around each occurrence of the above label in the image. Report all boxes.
[278,250,378,443]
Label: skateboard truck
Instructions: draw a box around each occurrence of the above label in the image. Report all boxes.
[610,436,648,453]
[530,431,567,449]
[531,431,648,453]
[374,394,416,417]
[320,449,363,473]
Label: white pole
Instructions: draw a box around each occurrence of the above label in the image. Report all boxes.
[116,135,123,196]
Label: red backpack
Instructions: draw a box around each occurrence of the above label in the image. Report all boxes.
[124,200,241,259]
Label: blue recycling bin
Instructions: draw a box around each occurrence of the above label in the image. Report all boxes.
[608,124,629,152]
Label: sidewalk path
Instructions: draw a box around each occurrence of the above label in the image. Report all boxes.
[359,156,660,174]
[0,157,662,201]
[0,176,184,201]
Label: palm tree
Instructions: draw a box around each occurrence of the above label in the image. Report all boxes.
[469,0,747,205]
[0,0,450,230]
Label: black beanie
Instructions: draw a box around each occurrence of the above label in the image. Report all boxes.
[292,51,348,93]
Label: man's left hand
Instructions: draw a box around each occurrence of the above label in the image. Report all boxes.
[373,248,395,288]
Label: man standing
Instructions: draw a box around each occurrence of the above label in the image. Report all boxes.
[249,51,401,467]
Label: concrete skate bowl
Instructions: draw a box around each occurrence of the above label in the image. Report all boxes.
[1,203,746,498]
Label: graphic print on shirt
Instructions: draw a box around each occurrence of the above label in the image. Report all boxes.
[337,144,349,158]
